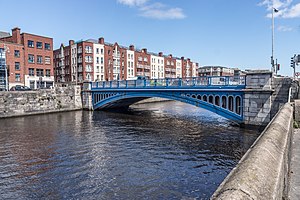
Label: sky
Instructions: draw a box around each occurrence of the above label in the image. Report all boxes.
[1,0,300,76]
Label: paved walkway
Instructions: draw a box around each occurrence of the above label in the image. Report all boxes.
[288,129,300,200]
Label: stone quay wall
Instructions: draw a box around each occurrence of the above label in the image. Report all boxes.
[211,103,293,199]
[0,86,82,118]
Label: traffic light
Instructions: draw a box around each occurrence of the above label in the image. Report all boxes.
[291,57,295,68]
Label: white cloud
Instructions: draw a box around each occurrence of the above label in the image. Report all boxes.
[117,0,148,7]
[139,3,185,19]
[259,0,300,18]
[282,3,300,18]
[277,25,293,31]
[258,0,292,11]
[117,0,186,20]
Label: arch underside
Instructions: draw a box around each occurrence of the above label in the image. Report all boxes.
[93,91,244,123]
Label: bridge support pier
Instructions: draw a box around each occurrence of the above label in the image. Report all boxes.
[243,71,292,126]
[82,91,93,110]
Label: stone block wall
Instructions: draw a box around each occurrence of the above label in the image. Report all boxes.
[271,77,293,118]
[0,86,82,118]
[245,72,272,90]
[243,72,292,126]
[243,91,273,125]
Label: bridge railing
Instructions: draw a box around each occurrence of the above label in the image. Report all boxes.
[89,76,245,89]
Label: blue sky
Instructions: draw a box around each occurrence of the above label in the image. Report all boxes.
[1,0,300,76]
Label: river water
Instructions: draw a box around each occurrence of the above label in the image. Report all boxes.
[0,101,260,199]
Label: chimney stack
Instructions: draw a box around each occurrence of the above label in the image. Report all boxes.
[11,27,21,44]
[129,45,135,51]
[69,40,74,45]
[142,48,147,53]
[98,37,104,44]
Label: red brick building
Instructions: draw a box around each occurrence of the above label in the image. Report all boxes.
[164,54,176,78]
[0,27,54,89]
[53,36,199,84]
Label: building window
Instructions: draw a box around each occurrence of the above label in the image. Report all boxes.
[46,69,51,77]
[78,46,82,53]
[96,57,99,64]
[101,49,104,54]
[85,46,92,53]
[37,42,43,49]
[45,43,51,50]
[15,62,20,70]
[28,40,34,48]
[29,68,34,76]
[36,69,44,77]
[37,55,43,64]
[14,50,20,57]
[85,56,92,63]
[15,73,21,82]
[45,56,51,64]
[30,81,35,89]
[28,54,34,63]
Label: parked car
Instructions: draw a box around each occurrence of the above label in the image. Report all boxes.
[10,85,32,91]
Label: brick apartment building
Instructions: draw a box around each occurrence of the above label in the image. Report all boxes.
[54,37,199,85]
[0,27,54,89]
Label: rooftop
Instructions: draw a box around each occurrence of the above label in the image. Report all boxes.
[0,31,10,39]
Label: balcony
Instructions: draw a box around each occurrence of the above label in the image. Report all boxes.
[113,54,120,58]
[144,65,151,70]
[137,65,144,69]
[136,72,143,76]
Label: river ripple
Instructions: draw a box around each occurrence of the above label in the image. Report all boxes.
[0,101,260,199]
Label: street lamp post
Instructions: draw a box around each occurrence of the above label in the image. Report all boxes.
[271,7,275,74]
[271,6,278,75]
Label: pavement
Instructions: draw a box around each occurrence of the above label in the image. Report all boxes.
[288,128,300,200]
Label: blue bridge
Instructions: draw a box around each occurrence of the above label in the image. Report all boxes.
[82,76,246,123]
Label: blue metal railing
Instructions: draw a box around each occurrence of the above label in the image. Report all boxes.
[86,76,245,90]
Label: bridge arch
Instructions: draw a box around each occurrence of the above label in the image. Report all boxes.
[92,91,243,122]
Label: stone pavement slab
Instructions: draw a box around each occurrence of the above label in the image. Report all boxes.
[288,129,300,200]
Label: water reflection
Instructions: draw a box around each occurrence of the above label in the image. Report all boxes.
[0,101,259,199]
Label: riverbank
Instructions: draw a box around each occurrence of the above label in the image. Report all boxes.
[0,86,82,118]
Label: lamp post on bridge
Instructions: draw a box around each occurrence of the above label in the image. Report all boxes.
[271,6,279,75]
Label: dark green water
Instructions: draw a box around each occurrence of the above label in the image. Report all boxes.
[0,101,260,199]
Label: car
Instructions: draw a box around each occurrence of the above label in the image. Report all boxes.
[10,85,32,91]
